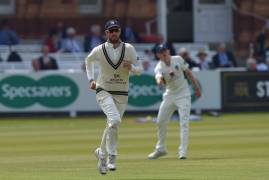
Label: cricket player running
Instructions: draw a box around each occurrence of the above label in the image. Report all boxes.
[85,19,142,175]
[148,44,201,160]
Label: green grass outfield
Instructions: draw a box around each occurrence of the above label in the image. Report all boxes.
[0,113,269,180]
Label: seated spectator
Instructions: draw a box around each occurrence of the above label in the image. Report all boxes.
[212,43,237,68]
[84,24,105,52]
[196,49,212,70]
[61,27,81,53]
[246,57,257,71]
[256,27,269,57]
[56,21,67,39]
[7,49,22,62]
[49,21,67,39]
[246,52,268,71]
[178,47,199,70]
[255,52,269,71]
[256,58,268,71]
[32,45,58,71]
[45,29,61,53]
[121,19,140,43]
[141,49,156,74]
[0,19,19,45]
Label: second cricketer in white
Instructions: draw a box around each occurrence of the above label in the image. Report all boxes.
[148,44,201,160]
[85,20,142,175]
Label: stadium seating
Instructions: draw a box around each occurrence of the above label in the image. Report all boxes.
[173,43,210,52]
[133,43,155,52]
[0,62,29,72]
[0,43,215,71]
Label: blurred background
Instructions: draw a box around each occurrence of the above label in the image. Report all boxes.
[0,0,269,116]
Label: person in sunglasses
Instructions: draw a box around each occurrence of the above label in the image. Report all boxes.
[85,19,142,175]
[148,44,201,160]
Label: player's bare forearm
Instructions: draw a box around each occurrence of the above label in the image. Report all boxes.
[185,69,201,97]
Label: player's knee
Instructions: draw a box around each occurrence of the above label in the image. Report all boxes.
[157,118,166,126]
[109,120,120,129]
[108,111,120,122]
[108,112,121,128]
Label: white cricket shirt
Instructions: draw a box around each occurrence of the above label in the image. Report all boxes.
[85,41,142,101]
[154,56,190,97]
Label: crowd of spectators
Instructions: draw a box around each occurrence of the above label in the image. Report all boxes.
[244,26,269,72]
[1,19,269,73]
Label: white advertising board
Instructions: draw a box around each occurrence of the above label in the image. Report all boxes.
[0,71,221,113]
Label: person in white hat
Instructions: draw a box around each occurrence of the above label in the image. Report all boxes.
[197,48,211,70]
[61,27,81,53]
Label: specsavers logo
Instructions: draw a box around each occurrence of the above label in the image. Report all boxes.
[129,74,163,107]
[0,75,79,108]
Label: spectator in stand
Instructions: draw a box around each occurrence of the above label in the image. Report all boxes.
[53,21,67,39]
[246,57,257,71]
[32,45,58,71]
[7,47,22,62]
[59,22,68,39]
[213,43,237,68]
[256,27,269,58]
[121,19,140,43]
[196,48,212,70]
[61,27,82,53]
[47,21,67,50]
[141,49,156,74]
[84,24,105,52]
[0,19,19,45]
[45,29,61,53]
[246,52,268,72]
[212,43,237,68]
[256,58,268,71]
[178,47,199,70]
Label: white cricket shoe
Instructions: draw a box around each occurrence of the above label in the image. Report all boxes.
[179,156,187,160]
[107,154,116,171]
[148,150,167,159]
[179,152,187,160]
[94,148,107,175]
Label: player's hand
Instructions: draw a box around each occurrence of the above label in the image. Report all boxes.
[156,77,165,86]
[195,88,201,98]
[89,80,96,90]
[123,60,132,70]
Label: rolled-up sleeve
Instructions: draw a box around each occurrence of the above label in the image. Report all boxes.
[129,46,142,75]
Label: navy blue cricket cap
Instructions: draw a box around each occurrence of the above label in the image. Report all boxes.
[156,44,168,53]
[105,19,121,30]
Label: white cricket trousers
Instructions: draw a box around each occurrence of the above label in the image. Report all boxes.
[155,95,191,157]
[96,91,127,156]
